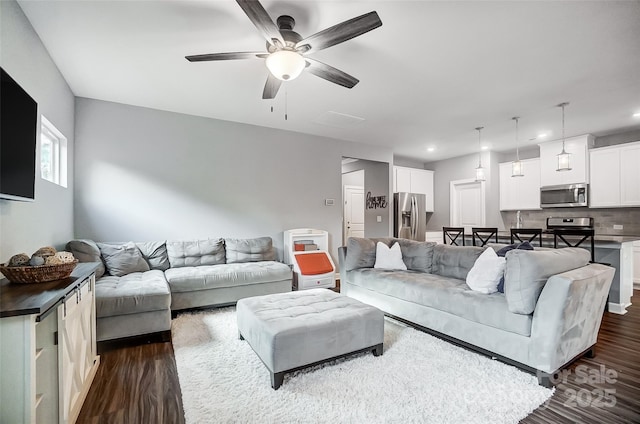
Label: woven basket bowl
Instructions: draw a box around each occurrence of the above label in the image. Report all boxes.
[0,260,78,284]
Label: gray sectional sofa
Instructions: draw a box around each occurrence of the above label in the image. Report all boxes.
[338,237,615,386]
[67,237,292,342]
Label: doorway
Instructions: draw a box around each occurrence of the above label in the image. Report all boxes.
[343,184,365,241]
[450,178,485,229]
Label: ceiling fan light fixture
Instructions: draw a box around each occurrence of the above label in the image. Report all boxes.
[265,50,306,81]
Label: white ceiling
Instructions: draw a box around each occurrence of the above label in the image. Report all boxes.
[17,0,640,162]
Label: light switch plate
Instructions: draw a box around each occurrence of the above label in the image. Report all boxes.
[325,199,335,206]
[613,224,623,230]
[377,216,382,223]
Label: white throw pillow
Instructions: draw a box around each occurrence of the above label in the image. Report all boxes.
[466,247,506,294]
[374,242,407,270]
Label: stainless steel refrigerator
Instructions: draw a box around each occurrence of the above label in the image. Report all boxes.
[394,192,426,241]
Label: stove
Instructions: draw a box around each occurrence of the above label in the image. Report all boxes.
[546,217,595,262]
[546,217,594,230]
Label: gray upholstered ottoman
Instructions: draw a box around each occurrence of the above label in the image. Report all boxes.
[236,288,384,389]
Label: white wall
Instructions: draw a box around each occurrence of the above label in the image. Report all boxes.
[425,151,502,231]
[0,0,75,263]
[73,98,393,262]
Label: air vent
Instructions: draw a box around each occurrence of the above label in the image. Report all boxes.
[314,111,365,128]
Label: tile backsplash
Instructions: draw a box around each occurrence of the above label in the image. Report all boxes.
[501,208,640,236]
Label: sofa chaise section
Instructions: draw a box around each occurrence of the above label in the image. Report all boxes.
[95,270,172,341]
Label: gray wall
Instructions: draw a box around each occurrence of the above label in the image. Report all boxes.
[425,151,502,231]
[0,0,75,263]
[73,98,393,262]
[341,160,391,239]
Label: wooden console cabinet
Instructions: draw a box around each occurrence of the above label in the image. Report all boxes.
[0,263,100,424]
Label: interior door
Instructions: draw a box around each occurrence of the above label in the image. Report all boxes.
[450,179,485,230]
[344,185,365,242]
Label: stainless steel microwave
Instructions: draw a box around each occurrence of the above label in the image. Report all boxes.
[540,183,588,208]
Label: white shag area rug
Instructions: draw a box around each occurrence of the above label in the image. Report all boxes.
[172,307,553,424]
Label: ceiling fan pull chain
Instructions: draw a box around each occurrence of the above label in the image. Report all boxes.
[285,88,288,121]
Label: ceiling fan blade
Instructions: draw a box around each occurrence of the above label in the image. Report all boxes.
[295,11,382,54]
[262,73,282,99]
[236,0,285,47]
[185,52,265,62]
[305,58,359,89]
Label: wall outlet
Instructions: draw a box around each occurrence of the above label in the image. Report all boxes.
[325,199,335,206]
[613,224,623,230]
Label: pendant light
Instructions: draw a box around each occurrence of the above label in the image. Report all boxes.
[511,116,524,177]
[556,102,572,171]
[475,126,485,182]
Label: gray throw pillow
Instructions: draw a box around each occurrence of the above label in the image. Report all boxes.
[344,238,378,271]
[225,237,276,264]
[394,239,436,273]
[431,244,484,280]
[136,241,170,271]
[97,242,150,277]
[504,247,590,315]
[166,239,226,268]
[66,239,105,279]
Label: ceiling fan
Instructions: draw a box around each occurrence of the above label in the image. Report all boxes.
[186,0,382,99]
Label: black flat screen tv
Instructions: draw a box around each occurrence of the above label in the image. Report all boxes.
[1,67,38,201]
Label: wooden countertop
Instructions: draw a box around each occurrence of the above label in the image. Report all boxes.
[0,262,98,318]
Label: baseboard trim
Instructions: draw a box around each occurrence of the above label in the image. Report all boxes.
[607,302,631,315]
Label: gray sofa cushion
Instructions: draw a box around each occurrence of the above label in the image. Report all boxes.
[136,241,170,271]
[504,247,591,315]
[432,245,484,280]
[97,242,150,277]
[344,238,378,271]
[225,237,276,264]
[95,270,171,317]
[166,239,225,268]
[164,261,292,293]
[344,237,435,272]
[394,239,436,272]
[346,268,532,337]
[66,239,105,278]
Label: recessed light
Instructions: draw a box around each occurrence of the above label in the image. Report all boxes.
[427,147,435,152]
[633,112,640,118]
[481,146,489,150]
[537,133,549,138]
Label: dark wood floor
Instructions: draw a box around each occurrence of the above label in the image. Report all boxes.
[77,291,640,424]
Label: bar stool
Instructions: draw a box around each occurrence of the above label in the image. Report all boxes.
[510,228,543,247]
[443,227,465,246]
[553,228,595,263]
[471,227,498,247]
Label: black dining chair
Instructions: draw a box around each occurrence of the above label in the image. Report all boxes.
[553,228,595,263]
[510,228,543,247]
[471,227,498,247]
[443,227,465,246]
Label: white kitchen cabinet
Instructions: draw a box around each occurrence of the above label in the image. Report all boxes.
[620,143,640,206]
[590,141,640,208]
[539,135,592,187]
[393,167,411,193]
[499,158,541,211]
[393,166,435,212]
[0,266,99,424]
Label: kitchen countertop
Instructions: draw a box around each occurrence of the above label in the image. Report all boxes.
[494,231,640,244]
